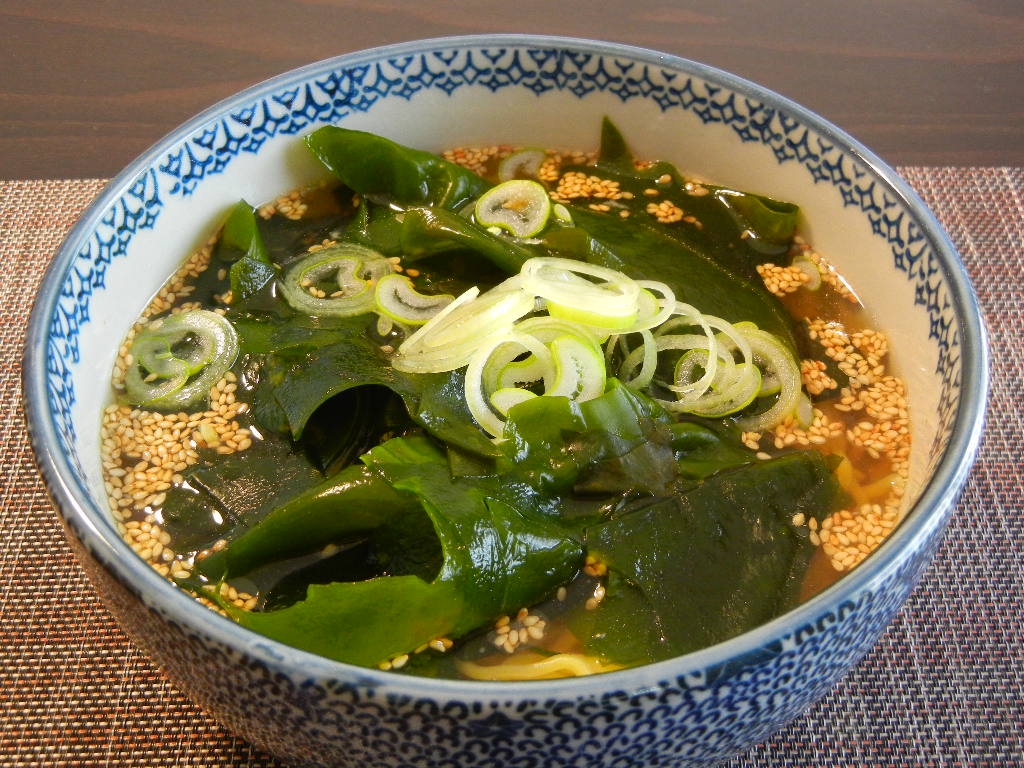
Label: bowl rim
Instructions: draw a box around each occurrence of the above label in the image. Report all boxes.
[23,33,989,700]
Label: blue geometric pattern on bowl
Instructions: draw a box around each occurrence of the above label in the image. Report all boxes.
[83,507,940,767]
[46,42,962,473]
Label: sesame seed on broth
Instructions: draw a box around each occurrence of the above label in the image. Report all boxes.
[441,145,512,176]
[801,359,839,396]
[757,262,813,297]
[256,180,337,221]
[101,142,912,669]
[258,189,309,221]
[101,373,257,609]
[551,171,624,204]
[102,233,259,610]
[645,200,686,224]
[488,608,551,655]
[441,145,597,185]
[747,236,912,580]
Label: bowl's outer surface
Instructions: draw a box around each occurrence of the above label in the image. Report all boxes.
[24,35,987,767]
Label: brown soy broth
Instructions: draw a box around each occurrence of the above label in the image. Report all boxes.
[102,147,910,679]
[780,268,906,599]
[800,547,846,601]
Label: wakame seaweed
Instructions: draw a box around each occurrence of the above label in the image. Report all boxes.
[217,200,277,301]
[578,451,840,665]
[156,119,848,674]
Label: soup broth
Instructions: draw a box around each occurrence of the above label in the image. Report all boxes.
[100,122,909,679]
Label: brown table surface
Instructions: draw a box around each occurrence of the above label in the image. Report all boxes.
[2,0,1022,178]
[2,3,1023,767]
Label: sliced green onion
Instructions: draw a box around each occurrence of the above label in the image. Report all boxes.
[756,361,783,396]
[124,310,238,410]
[482,335,554,393]
[429,290,532,348]
[466,327,607,438]
[655,333,721,400]
[672,351,761,417]
[791,253,822,290]
[125,355,188,407]
[465,332,548,437]
[376,313,395,337]
[522,257,640,330]
[546,333,606,401]
[658,307,721,400]
[611,302,798,425]
[475,179,552,238]
[735,327,802,432]
[512,315,606,346]
[625,280,676,332]
[374,273,454,325]
[390,254,806,437]
[794,392,815,428]
[615,329,658,390]
[673,348,718,394]
[493,354,548,391]
[486,316,602,392]
[393,287,535,373]
[280,243,392,317]
[652,301,713,338]
[703,365,763,418]
[498,148,547,182]
[490,387,537,415]
[464,355,506,437]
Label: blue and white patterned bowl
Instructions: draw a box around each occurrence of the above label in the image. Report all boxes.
[24,36,987,766]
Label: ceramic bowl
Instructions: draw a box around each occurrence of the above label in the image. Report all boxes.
[24,35,987,766]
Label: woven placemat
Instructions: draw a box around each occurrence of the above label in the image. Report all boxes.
[1,170,1021,767]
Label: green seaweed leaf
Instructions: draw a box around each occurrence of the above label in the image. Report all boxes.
[305,126,489,210]
[214,435,582,668]
[218,200,278,301]
[234,576,466,668]
[578,451,841,664]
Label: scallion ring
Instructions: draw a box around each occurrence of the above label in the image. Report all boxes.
[482,335,554,393]
[393,287,535,373]
[280,243,392,317]
[522,257,640,330]
[124,309,238,410]
[735,327,803,432]
[497,148,548,182]
[466,331,554,437]
[490,387,538,416]
[791,253,822,291]
[474,179,552,238]
[466,326,607,438]
[374,273,454,325]
[546,333,606,401]
[622,280,676,332]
